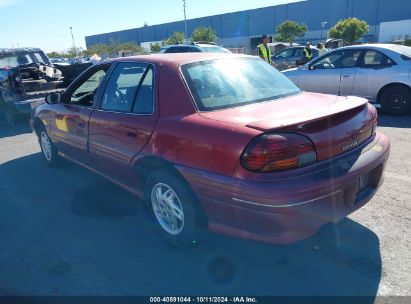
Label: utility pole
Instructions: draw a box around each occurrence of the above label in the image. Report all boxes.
[183,0,188,43]
[70,27,76,55]
[320,21,328,43]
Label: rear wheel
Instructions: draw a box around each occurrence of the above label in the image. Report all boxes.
[145,170,205,247]
[380,85,411,115]
[39,126,60,166]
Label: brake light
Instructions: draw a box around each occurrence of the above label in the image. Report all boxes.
[370,104,378,135]
[241,133,317,172]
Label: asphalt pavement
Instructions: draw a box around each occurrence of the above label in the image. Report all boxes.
[0,114,410,297]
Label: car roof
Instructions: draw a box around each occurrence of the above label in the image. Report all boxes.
[339,44,407,52]
[162,44,199,49]
[110,53,251,67]
[162,43,221,49]
[0,47,43,56]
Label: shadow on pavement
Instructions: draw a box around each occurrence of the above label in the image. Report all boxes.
[0,119,32,139]
[0,153,381,299]
[377,111,411,128]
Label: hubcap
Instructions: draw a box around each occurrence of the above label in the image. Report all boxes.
[151,183,184,235]
[389,93,406,111]
[40,131,52,161]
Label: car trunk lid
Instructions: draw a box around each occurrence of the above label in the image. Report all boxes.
[200,92,376,161]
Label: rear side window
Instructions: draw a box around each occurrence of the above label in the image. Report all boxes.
[362,50,395,67]
[102,62,154,114]
[133,67,154,114]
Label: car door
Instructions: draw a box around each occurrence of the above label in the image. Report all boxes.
[338,49,362,96]
[353,49,397,101]
[298,51,344,94]
[298,49,361,96]
[49,64,111,164]
[88,62,158,183]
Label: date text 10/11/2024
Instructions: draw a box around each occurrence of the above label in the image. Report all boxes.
[149,297,258,303]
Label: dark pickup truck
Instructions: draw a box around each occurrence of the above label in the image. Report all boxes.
[0,48,91,125]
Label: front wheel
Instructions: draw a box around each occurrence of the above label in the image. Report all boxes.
[39,127,60,166]
[380,85,411,115]
[145,170,205,247]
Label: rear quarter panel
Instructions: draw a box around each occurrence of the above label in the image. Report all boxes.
[354,64,411,101]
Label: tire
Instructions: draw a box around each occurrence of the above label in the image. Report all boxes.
[38,126,60,166]
[380,85,411,115]
[145,170,205,247]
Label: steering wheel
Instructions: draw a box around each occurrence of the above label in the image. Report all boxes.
[322,62,333,69]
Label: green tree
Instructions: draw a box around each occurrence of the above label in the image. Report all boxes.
[329,18,369,45]
[150,43,162,53]
[47,51,64,58]
[66,46,84,58]
[164,31,185,45]
[191,26,217,43]
[275,20,308,46]
[84,42,145,57]
[404,37,411,47]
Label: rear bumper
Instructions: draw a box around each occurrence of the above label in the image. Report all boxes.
[178,132,390,244]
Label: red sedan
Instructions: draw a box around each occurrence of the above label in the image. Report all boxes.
[32,53,390,246]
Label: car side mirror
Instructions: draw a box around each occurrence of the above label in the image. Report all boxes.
[45,92,61,104]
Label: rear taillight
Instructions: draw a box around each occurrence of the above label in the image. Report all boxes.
[370,104,378,135]
[241,133,317,173]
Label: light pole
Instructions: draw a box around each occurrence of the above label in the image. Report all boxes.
[70,26,76,56]
[183,0,188,43]
[320,21,328,43]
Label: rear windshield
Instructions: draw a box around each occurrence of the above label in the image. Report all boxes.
[200,46,231,53]
[0,54,34,68]
[182,57,301,111]
[390,45,411,58]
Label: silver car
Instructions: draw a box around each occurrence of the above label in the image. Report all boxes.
[283,44,411,115]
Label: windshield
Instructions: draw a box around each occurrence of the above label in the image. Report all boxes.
[182,57,301,111]
[0,54,34,68]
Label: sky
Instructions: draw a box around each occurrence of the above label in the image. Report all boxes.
[0,0,301,52]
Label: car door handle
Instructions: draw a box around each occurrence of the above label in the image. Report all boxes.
[124,127,137,138]
[342,74,352,78]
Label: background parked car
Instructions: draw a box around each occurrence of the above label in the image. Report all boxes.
[0,48,90,125]
[282,44,411,115]
[271,46,319,71]
[160,42,231,54]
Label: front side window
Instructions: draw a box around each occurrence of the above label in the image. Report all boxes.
[102,62,154,114]
[275,49,294,59]
[182,57,300,111]
[312,50,361,69]
[69,68,108,106]
[294,49,304,57]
